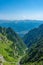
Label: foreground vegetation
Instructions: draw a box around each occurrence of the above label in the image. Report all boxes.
[0,27,26,65]
[23,61,43,65]
[0,24,43,65]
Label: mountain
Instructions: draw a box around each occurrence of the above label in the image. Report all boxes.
[20,24,43,65]
[0,26,26,65]
[23,24,43,47]
[0,20,43,37]
[20,36,43,65]
[0,21,43,65]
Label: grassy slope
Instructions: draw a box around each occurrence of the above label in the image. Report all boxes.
[0,33,18,65]
[0,27,27,65]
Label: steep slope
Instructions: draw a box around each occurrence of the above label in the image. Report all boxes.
[23,24,43,47]
[0,27,26,65]
[20,24,43,65]
[20,37,43,65]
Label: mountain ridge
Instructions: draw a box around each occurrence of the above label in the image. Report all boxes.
[0,26,27,65]
[23,24,43,47]
[20,24,43,65]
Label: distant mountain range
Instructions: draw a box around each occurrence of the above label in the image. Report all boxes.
[0,20,43,37]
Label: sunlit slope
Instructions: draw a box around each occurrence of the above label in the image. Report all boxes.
[0,27,26,65]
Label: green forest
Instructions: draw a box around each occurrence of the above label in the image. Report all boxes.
[0,24,43,65]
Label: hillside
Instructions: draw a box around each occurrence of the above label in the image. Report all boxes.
[23,24,43,47]
[20,24,43,65]
[20,37,43,65]
[0,24,43,65]
[0,26,26,65]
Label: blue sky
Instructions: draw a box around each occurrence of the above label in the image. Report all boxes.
[0,0,43,20]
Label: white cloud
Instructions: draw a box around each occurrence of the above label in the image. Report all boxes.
[0,12,43,20]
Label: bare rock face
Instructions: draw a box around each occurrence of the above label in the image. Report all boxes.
[0,55,4,65]
[0,56,3,65]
